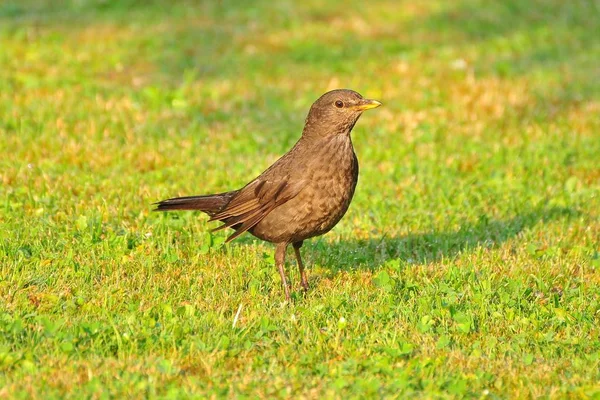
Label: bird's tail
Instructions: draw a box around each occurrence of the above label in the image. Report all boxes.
[153,192,236,216]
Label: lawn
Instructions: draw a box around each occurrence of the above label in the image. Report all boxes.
[1,0,599,398]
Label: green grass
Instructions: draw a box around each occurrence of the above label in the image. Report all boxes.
[1,0,599,398]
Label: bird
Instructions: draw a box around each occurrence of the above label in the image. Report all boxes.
[154,89,381,300]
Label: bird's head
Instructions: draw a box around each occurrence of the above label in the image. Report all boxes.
[302,89,381,138]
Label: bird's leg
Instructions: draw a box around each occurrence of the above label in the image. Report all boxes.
[293,241,309,292]
[275,243,290,301]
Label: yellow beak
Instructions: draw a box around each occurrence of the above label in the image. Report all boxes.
[352,99,382,111]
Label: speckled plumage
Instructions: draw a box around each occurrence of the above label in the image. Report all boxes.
[155,89,381,300]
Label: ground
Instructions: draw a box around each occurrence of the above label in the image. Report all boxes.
[1,0,599,398]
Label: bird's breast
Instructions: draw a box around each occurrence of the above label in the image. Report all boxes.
[251,135,359,243]
[308,135,358,212]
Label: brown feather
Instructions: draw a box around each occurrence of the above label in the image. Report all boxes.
[153,192,236,215]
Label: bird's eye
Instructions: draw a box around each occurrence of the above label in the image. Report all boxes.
[334,100,344,108]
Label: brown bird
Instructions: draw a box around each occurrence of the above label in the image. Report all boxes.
[155,89,381,300]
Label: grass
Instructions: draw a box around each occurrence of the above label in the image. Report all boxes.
[1,0,599,398]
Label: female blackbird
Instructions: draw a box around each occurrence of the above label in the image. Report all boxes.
[155,89,381,300]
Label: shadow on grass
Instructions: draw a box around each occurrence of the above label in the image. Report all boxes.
[309,206,580,271]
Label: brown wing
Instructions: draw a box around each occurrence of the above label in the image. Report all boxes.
[209,177,305,242]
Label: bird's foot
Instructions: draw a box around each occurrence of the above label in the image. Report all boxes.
[300,280,309,292]
[283,285,291,302]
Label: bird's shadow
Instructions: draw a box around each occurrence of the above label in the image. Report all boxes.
[300,206,580,272]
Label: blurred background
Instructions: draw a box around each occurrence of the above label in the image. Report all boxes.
[2,0,599,198]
